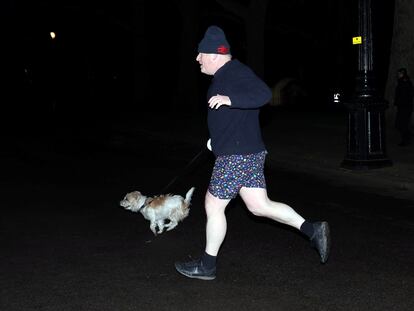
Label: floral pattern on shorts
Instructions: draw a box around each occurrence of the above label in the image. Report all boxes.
[208,151,267,200]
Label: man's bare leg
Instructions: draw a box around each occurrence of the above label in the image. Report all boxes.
[204,190,231,256]
[239,187,330,263]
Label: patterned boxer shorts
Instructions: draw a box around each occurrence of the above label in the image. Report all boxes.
[208,151,267,200]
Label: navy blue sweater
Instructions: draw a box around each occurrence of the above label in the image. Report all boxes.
[207,59,272,156]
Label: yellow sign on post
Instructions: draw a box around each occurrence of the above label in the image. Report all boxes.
[353,36,362,45]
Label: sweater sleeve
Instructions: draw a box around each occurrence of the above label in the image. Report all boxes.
[227,76,272,109]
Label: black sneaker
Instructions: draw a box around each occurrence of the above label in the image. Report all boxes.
[310,221,331,264]
[175,258,216,280]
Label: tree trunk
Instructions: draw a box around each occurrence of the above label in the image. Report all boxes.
[385,0,414,124]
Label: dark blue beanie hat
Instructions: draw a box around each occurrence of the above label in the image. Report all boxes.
[198,25,231,55]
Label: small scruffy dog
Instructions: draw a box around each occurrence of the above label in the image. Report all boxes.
[120,187,195,235]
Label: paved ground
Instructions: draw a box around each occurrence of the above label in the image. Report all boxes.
[260,107,414,202]
[1,106,414,311]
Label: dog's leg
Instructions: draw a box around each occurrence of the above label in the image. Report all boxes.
[157,220,165,234]
[164,221,172,231]
[150,222,158,235]
[166,220,178,231]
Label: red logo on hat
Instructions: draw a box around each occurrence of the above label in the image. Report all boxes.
[217,45,229,54]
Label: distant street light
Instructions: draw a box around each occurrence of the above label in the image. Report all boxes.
[49,31,58,114]
[341,0,392,170]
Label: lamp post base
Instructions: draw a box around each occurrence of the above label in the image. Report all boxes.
[342,97,392,170]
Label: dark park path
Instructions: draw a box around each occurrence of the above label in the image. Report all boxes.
[1,117,414,311]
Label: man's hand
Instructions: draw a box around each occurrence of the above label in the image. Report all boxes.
[208,94,231,109]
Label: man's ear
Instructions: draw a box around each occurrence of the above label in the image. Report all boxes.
[210,54,219,62]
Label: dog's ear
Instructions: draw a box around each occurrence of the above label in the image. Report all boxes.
[126,191,141,201]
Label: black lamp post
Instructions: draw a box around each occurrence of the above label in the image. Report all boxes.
[341,0,392,170]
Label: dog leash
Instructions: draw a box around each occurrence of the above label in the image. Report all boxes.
[160,147,210,193]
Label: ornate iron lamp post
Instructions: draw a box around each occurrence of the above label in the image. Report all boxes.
[341,0,392,169]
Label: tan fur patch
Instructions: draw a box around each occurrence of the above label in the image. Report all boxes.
[146,195,171,209]
[181,202,189,210]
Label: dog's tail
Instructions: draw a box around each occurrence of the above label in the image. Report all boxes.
[184,187,195,205]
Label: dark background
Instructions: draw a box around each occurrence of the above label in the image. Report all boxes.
[3,4,414,311]
[2,0,395,131]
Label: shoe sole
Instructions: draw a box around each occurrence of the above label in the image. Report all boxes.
[320,221,331,264]
[175,267,216,281]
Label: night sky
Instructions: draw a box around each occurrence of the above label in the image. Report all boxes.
[3,0,395,128]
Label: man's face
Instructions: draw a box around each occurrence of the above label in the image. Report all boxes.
[196,53,215,75]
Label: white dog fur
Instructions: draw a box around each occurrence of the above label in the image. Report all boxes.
[120,187,195,235]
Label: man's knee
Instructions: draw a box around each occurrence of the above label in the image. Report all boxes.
[242,193,266,216]
[239,188,270,217]
[204,191,229,216]
[245,201,267,217]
